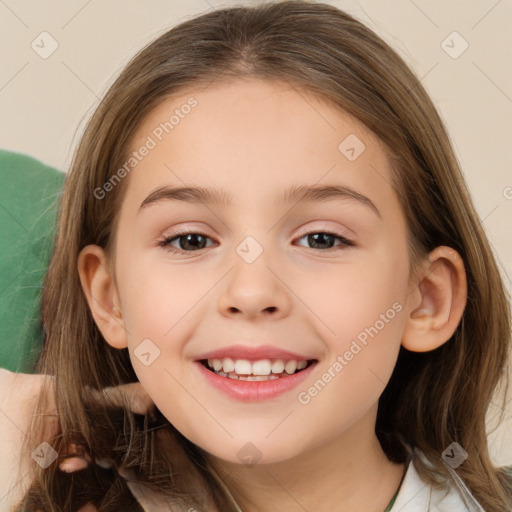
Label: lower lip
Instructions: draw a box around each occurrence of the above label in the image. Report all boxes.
[195,361,317,402]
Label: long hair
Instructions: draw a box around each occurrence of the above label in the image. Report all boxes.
[15,1,512,510]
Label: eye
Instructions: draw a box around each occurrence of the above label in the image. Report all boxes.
[158,228,354,255]
[294,230,354,251]
[158,231,216,255]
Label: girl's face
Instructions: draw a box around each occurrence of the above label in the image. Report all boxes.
[110,79,413,464]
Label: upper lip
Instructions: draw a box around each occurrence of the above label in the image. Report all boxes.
[195,344,316,362]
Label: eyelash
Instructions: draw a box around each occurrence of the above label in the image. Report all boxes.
[157,229,354,256]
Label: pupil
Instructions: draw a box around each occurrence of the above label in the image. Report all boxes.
[179,233,335,251]
[181,234,206,250]
[308,233,334,249]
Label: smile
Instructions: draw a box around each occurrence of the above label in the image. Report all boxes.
[201,357,312,380]
[196,358,318,402]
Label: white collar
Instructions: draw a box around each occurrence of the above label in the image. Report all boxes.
[125,448,486,511]
[392,449,485,511]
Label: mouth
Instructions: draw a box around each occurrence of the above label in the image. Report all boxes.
[199,357,316,381]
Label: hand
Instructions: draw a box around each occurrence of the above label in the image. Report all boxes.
[58,381,156,472]
[0,370,156,511]
[45,374,212,511]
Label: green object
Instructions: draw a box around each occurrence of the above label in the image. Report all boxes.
[384,489,398,511]
[0,150,64,373]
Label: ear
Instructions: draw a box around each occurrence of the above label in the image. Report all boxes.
[77,244,128,349]
[402,246,467,352]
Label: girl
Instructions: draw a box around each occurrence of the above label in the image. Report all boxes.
[1,1,511,510]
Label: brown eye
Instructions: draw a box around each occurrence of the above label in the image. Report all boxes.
[295,231,353,251]
[158,231,215,254]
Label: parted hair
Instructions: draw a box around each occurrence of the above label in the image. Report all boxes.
[16,1,512,511]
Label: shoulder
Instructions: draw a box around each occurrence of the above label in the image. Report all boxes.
[0,367,51,403]
[0,369,54,510]
[392,451,485,511]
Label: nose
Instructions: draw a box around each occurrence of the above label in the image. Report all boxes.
[218,248,292,321]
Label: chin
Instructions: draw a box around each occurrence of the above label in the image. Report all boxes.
[189,433,308,467]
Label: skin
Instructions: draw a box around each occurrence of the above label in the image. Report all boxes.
[78,79,467,511]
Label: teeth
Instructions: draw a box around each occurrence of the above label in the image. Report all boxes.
[234,359,252,375]
[211,359,223,372]
[271,359,285,374]
[222,357,235,373]
[252,359,272,375]
[226,372,280,381]
[284,360,297,374]
[206,357,310,377]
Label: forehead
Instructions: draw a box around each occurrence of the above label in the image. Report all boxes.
[119,78,396,215]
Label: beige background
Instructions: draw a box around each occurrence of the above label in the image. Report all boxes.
[1,0,511,465]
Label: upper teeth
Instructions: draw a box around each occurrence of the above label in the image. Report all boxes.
[207,358,308,376]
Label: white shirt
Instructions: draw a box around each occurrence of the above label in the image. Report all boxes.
[390,451,485,511]
[0,370,489,511]
[125,449,487,511]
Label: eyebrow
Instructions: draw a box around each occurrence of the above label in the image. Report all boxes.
[139,183,381,218]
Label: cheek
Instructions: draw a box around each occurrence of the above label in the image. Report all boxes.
[118,257,214,339]
[304,247,408,346]
[304,245,409,403]
[116,260,215,395]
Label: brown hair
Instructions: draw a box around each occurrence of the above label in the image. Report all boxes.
[15,1,512,510]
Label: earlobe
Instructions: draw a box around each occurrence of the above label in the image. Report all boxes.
[402,246,467,352]
[77,245,128,349]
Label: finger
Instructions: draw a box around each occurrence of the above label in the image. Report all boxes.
[59,456,90,473]
[85,382,155,416]
[59,442,93,472]
[77,503,98,512]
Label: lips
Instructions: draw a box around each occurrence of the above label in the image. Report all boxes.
[195,359,317,401]
[194,343,314,362]
[194,344,318,401]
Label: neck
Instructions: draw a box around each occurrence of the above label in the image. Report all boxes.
[208,408,405,512]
